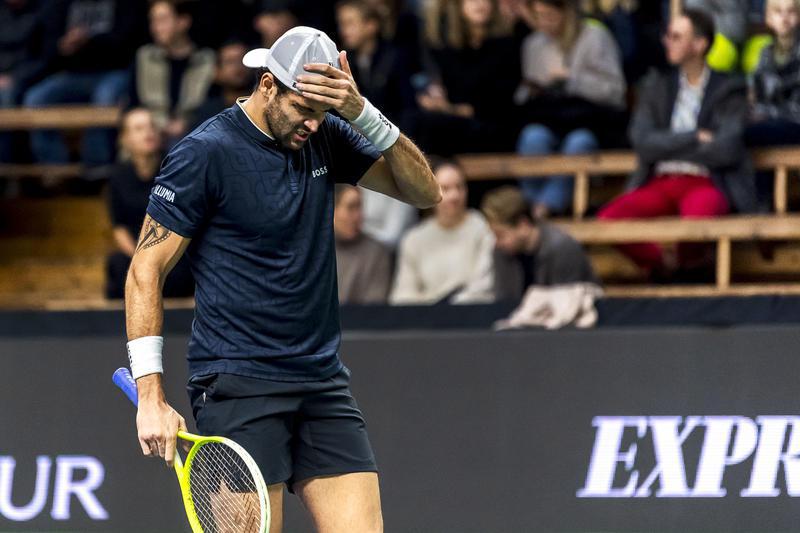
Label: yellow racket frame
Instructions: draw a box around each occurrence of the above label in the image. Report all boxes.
[174,431,271,533]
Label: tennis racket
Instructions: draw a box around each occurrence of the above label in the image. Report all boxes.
[113,367,270,533]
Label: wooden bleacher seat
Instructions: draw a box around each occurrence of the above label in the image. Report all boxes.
[556,215,800,292]
[0,105,120,130]
[456,148,800,296]
[457,146,800,217]
[0,163,82,179]
[0,106,119,181]
[3,106,800,303]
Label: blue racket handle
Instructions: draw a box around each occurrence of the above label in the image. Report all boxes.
[113,367,139,407]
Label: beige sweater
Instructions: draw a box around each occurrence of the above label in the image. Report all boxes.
[390,210,495,305]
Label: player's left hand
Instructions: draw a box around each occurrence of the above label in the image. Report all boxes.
[296,50,365,121]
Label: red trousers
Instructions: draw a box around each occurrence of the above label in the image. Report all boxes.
[597,174,729,271]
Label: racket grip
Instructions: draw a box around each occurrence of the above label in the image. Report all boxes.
[113,367,139,407]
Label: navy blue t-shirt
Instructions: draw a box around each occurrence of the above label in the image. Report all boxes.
[147,102,381,381]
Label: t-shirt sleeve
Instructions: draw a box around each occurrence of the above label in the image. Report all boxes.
[325,114,381,185]
[146,137,211,238]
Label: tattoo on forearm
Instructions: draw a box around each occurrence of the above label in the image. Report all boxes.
[136,218,171,251]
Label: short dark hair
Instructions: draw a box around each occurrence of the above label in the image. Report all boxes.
[252,68,291,94]
[683,8,716,55]
[481,186,533,226]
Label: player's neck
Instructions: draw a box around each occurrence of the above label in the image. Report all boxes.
[241,97,276,139]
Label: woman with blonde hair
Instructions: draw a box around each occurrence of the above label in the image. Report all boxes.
[413,0,522,155]
[515,0,626,218]
[105,108,194,299]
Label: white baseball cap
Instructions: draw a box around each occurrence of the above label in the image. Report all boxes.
[243,26,341,93]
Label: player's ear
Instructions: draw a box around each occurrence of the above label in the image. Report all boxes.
[258,72,274,98]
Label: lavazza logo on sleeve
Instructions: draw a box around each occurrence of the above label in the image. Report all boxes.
[0,455,107,521]
[578,416,800,498]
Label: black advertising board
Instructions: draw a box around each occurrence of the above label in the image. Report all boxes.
[1,326,799,532]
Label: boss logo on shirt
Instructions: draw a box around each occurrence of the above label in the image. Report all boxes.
[312,166,328,178]
[152,185,176,203]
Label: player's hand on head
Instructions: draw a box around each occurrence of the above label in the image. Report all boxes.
[296,50,365,121]
[136,399,187,467]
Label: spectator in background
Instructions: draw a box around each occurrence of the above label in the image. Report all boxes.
[0,0,45,106]
[336,0,415,125]
[390,159,495,305]
[413,0,521,155]
[190,40,251,130]
[129,0,216,147]
[481,185,597,300]
[23,0,147,167]
[106,108,193,299]
[334,185,392,304]
[254,0,301,48]
[369,0,425,75]
[336,0,419,247]
[747,0,800,146]
[599,9,756,279]
[667,0,747,72]
[515,0,626,218]
[0,0,45,164]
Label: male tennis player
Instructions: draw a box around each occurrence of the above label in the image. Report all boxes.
[124,26,440,532]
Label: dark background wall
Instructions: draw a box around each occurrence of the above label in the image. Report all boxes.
[1,326,800,532]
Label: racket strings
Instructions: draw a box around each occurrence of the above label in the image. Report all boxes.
[188,441,262,533]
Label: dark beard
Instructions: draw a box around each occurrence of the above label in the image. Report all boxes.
[263,104,297,150]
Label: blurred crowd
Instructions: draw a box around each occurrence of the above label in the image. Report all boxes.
[1,0,800,303]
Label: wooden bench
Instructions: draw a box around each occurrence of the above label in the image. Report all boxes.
[0,163,82,179]
[555,215,800,293]
[0,105,120,180]
[0,105,120,130]
[455,149,800,296]
[457,146,800,218]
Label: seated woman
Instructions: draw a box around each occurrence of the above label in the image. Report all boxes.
[747,0,800,147]
[413,0,522,155]
[390,159,495,305]
[516,0,627,218]
[106,108,194,299]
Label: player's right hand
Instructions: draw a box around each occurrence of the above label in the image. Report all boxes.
[136,398,187,467]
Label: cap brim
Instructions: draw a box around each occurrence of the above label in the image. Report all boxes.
[243,48,270,68]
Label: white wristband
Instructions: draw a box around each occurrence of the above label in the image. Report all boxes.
[350,98,400,152]
[127,336,164,379]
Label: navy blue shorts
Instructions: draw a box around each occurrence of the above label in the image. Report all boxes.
[187,368,377,489]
